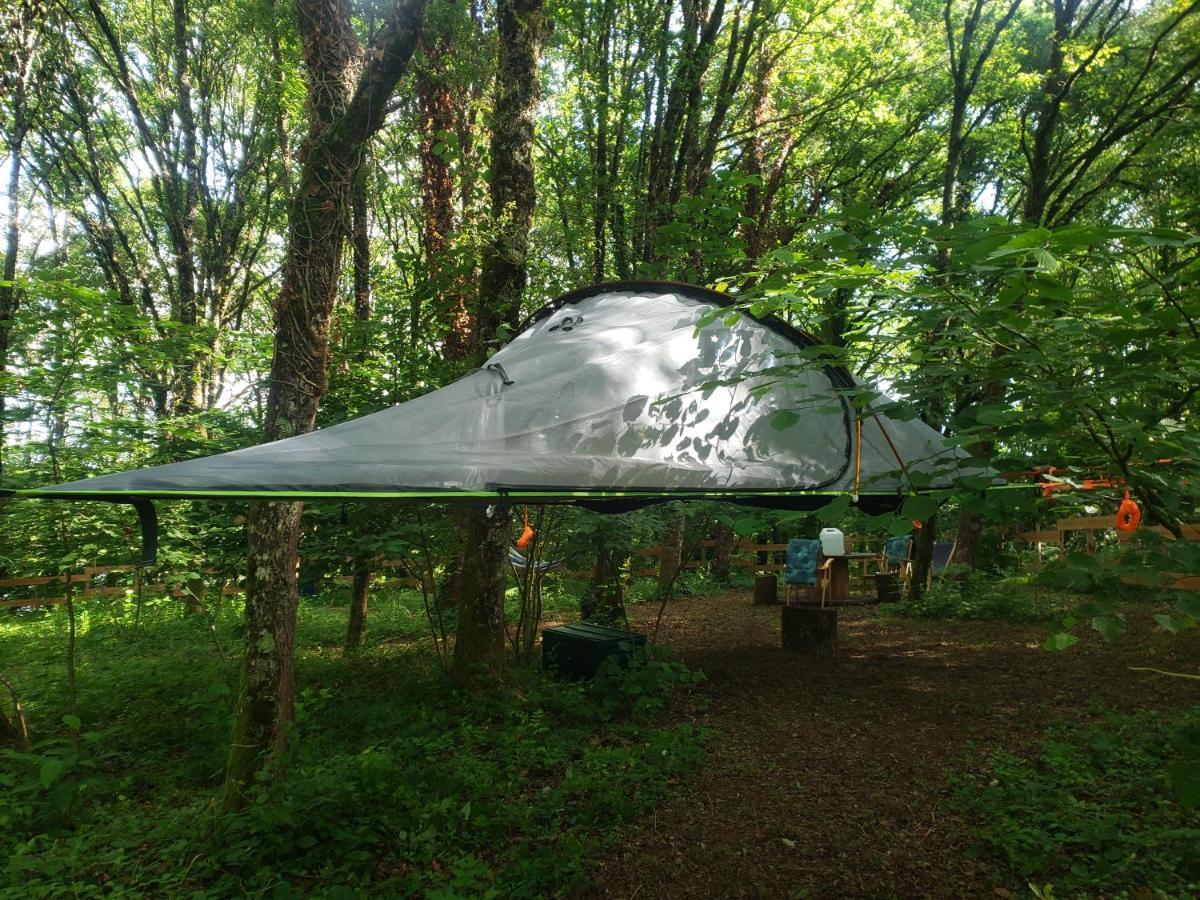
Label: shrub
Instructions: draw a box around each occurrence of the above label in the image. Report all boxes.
[899,570,1062,622]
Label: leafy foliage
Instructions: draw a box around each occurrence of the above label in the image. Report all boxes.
[0,588,705,897]
[958,709,1200,897]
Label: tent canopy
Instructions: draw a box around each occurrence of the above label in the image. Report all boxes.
[10,282,985,511]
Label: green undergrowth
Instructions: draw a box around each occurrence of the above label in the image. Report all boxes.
[956,707,1200,898]
[0,589,707,897]
[897,570,1072,622]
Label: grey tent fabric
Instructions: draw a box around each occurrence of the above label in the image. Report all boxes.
[19,282,982,506]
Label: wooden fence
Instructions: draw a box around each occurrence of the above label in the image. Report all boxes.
[0,539,828,610]
[0,563,422,610]
[11,520,1193,609]
[1014,515,1200,592]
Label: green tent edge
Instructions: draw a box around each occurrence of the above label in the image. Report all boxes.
[5,484,1033,502]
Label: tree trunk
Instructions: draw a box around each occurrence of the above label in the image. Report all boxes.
[345,560,370,650]
[657,513,684,594]
[908,513,937,602]
[473,0,545,353]
[449,0,544,680]
[710,522,735,584]
[183,575,205,615]
[221,500,302,811]
[418,17,471,361]
[0,145,20,482]
[0,677,31,752]
[451,506,510,685]
[0,75,28,482]
[220,0,427,813]
[583,540,627,626]
[352,160,372,344]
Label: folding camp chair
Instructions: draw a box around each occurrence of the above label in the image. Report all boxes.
[926,541,956,589]
[878,534,914,589]
[784,538,833,606]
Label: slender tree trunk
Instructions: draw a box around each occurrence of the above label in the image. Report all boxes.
[740,42,769,265]
[930,0,1021,578]
[657,513,684,594]
[0,677,31,751]
[345,560,370,650]
[169,0,203,420]
[0,146,20,482]
[351,159,373,361]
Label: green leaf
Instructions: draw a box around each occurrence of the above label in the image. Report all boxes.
[40,758,65,790]
[733,517,760,537]
[888,518,913,537]
[974,406,1012,426]
[900,494,937,521]
[996,227,1052,250]
[816,495,851,523]
[1154,614,1184,635]
[1090,615,1125,642]
[62,714,82,731]
[1168,759,1200,809]
[770,410,801,431]
[1043,633,1079,651]
[1177,596,1200,622]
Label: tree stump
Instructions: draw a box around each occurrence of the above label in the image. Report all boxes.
[753,574,778,605]
[782,606,837,655]
[875,573,901,603]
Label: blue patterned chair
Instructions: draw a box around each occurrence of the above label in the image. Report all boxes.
[784,538,832,605]
[879,534,914,587]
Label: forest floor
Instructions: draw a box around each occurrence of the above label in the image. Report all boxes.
[591,590,1200,899]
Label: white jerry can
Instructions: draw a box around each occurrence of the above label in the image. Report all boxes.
[819,527,845,557]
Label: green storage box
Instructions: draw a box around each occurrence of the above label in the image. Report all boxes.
[542,623,647,678]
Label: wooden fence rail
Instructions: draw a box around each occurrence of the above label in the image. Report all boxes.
[0,540,810,609]
[1014,515,1200,592]
[9,521,1194,609]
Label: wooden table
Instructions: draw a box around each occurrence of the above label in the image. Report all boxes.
[826,552,879,601]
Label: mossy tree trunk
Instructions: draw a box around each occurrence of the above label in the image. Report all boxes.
[220,0,427,814]
[450,0,544,682]
[451,507,511,685]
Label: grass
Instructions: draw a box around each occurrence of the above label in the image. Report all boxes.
[0,583,706,898]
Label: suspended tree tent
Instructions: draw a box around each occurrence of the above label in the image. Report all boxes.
[2,282,988,561]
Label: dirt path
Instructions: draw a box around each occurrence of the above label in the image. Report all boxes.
[591,591,1200,899]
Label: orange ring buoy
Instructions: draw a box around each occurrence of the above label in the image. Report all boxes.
[1115,490,1141,533]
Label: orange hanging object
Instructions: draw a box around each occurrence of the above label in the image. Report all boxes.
[516,506,535,550]
[1115,490,1141,533]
